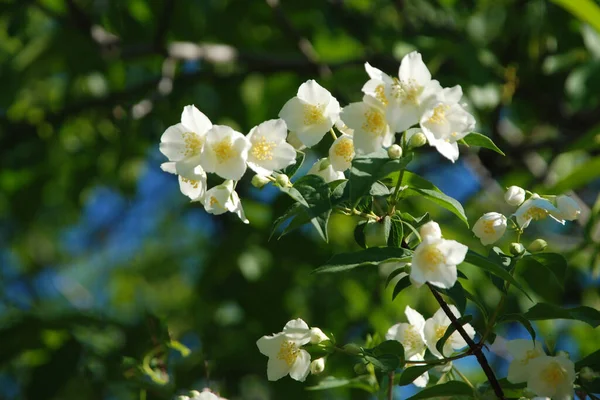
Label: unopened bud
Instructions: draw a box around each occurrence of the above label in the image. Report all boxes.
[309,327,329,344]
[528,239,547,253]
[189,391,201,398]
[419,221,442,240]
[510,242,525,256]
[505,186,526,206]
[580,366,596,381]
[251,174,270,189]
[408,132,427,149]
[275,173,291,188]
[387,144,403,159]
[310,357,326,375]
[404,263,412,274]
[353,362,367,374]
[343,343,362,355]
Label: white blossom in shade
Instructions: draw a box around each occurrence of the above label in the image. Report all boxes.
[329,134,355,171]
[279,80,340,148]
[203,180,248,224]
[187,390,220,400]
[526,355,576,400]
[506,339,545,384]
[419,221,442,240]
[200,125,250,180]
[307,158,345,183]
[341,95,393,155]
[504,186,526,206]
[556,195,581,221]
[159,105,212,180]
[287,131,306,151]
[161,161,207,202]
[423,306,475,358]
[514,194,565,229]
[410,223,468,289]
[419,101,476,162]
[246,119,296,176]
[472,212,507,245]
[256,319,312,382]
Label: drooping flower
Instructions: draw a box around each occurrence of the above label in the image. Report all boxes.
[410,222,468,289]
[556,195,581,221]
[307,158,345,183]
[340,95,393,155]
[423,306,475,358]
[472,212,507,245]
[159,105,212,179]
[505,186,526,206]
[506,339,545,384]
[256,319,313,382]
[203,180,248,224]
[329,134,355,171]
[200,125,251,181]
[161,161,207,202]
[526,355,576,399]
[514,194,565,229]
[279,80,340,148]
[246,119,296,176]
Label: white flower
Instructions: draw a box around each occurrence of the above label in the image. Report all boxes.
[310,357,326,375]
[203,180,248,224]
[340,95,393,155]
[419,102,476,162]
[526,355,576,399]
[335,119,354,136]
[187,390,220,400]
[161,161,207,202]
[419,221,442,240]
[472,212,507,245]
[506,339,545,384]
[246,119,296,176]
[505,186,526,206]
[279,80,340,147]
[159,105,212,180]
[307,158,345,183]
[514,194,565,229]
[287,131,306,151]
[329,134,355,171]
[309,327,329,344]
[256,319,313,382]
[410,222,468,289]
[556,195,581,221]
[362,62,392,106]
[424,306,475,358]
[200,125,250,180]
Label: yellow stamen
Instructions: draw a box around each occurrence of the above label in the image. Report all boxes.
[520,349,541,365]
[482,220,496,234]
[421,245,445,269]
[303,104,326,125]
[183,132,204,156]
[181,178,201,189]
[524,206,549,221]
[213,138,234,163]
[362,109,386,135]
[403,326,423,352]
[277,340,300,367]
[540,361,567,387]
[434,325,447,341]
[334,138,354,162]
[374,84,388,106]
[428,104,450,125]
[391,78,421,105]
[209,196,219,207]
[251,136,276,161]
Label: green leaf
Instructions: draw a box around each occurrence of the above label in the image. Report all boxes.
[550,0,600,35]
[315,247,412,274]
[387,218,404,248]
[461,132,505,156]
[525,303,600,327]
[464,251,532,301]
[364,354,400,372]
[370,181,392,196]
[306,376,377,392]
[281,150,305,178]
[435,315,473,356]
[395,365,435,386]
[549,156,600,193]
[385,266,406,288]
[372,340,405,359]
[406,381,474,399]
[576,348,600,370]
[517,253,567,304]
[392,275,412,300]
[354,220,367,249]
[497,314,536,342]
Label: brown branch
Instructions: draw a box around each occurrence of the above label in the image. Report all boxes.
[427,283,506,400]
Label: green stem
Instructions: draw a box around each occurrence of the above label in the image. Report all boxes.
[388,169,405,215]
[453,366,475,390]
[330,128,338,141]
[336,205,379,221]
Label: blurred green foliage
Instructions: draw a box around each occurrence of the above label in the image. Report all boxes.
[1,0,600,399]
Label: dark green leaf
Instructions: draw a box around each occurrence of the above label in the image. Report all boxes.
[385,267,406,288]
[497,314,536,342]
[315,247,412,274]
[525,303,600,327]
[462,132,505,155]
[372,340,405,359]
[435,315,473,356]
[364,354,400,372]
[462,289,488,320]
[354,220,368,249]
[392,276,412,300]
[387,218,404,248]
[406,380,474,399]
[517,253,567,304]
[281,150,305,178]
[306,376,351,391]
[370,181,392,196]
[576,348,600,370]
[395,365,435,386]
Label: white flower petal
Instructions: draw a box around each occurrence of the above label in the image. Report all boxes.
[329,135,355,171]
[438,240,468,266]
[257,333,285,357]
[160,161,177,174]
[267,355,291,381]
[159,123,189,161]
[288,349,311,382]
[297,79,331,104]
[399,51,431,87]
[181,105,212,135]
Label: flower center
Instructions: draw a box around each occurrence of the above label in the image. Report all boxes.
[277,340,300,367]
[392,78,421,104]
[183,132,204,156]
[251,136,276,161]
[434,325,447,341]
[181,178,202,189]
[303,104,326,125]
[520,349,540,365]
[541,361,566,387]
[421,245,445,269]
[374,84,388,106]
[482,219,496,234]
[403,326,423,353]
[209,196,219,207]
[362,109,386,135]
[428,105,450,125]
[213,138,234,163]
[524,206,549,221]
[334,138,354,162]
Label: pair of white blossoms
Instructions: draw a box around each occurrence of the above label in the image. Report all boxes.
[472,186,581,246]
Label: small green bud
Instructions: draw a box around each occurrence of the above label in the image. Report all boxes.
[580,366,596,381]
[188,391,201,398]
[343,343,362,355]
[510,242,525,256]
[364,220,388,248]
[408,132,427,149]
[387,144,403,159]
[404,263,412,274]
[353,362,367,374]
[528,238,547,253]
[275,173,291,188]
[251,174,270,189]
[318,158,331,171]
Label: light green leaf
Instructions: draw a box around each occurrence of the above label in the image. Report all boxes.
[462,132,505,156]
[525,303,600,327]
[550,0,600,34]
[406,380,474,399]
[315,247,412,274]
[392,276,412,300]
[549,156,600,193]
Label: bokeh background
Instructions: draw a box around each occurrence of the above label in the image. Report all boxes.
[1,0,600,399]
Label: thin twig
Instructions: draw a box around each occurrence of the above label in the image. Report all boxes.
[387,371,394,400]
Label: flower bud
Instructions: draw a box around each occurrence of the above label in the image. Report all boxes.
[343,343,362,355]
[310,357,326,375]
[189,391,201,397]
[556,195,581,221]
[510,242,525,256]
[309,327,329,344]
[387,144,403,159]
[275,173,291,188]
[364,220,388,248]
[580,366,596,381]
[408,132,427,149]
[505,186,526,206]
[528,239,547,253]
[251,174,270,189]
[472,212,507,245]
[419,221,442,240]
